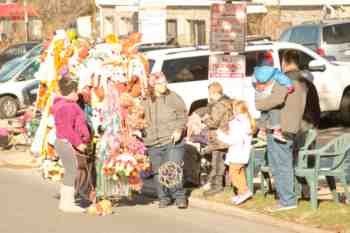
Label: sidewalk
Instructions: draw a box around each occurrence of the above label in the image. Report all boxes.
[0,148,40,169]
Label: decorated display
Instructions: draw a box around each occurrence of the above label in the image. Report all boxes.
[28,30,152,209]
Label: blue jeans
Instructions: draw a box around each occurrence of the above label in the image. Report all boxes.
[148,142,186,201]
[267,134,297,207]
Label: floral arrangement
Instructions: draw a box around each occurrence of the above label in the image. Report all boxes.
[102,150,150,192]
[87,199,113,216]
[40,159,64,182]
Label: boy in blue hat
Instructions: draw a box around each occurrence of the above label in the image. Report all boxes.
[254,52,294,142]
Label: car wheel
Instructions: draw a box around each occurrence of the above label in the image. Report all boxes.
[340,90,350,126]
[0,96,19,119]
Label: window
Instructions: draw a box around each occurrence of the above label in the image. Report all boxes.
[162,56,209,83]
[166,19,178,45]
[279,28,292,41]
[3,47,17,57]
[148,59,155,72]
[278,49,315,71]
[290,26,319,49]
[17,61,40,81]
[189,20,206,46]
[323,23,350,44]
[244,50,273,76]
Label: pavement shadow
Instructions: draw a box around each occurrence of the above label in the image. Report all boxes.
[117,194,156,207]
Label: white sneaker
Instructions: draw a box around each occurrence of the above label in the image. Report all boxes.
[235,191,253,205]
[231,195,239,204]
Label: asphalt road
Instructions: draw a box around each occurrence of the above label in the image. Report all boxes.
[0,168,298,233]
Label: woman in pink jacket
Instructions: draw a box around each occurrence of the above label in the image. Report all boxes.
[52,77,91,213]
[217,100,256,205]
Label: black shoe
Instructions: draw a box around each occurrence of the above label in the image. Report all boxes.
[158,199,172,208]
[176,199,188,209]
[203,187,224,197]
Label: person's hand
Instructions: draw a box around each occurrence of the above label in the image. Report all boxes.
[77,144,87,152]
[171,128,183,144]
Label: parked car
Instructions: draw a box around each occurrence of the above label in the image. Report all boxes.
[0,57,40,118]
[0,41,40,67]
[0,43,42,72]
[279,20,350,61]
[145,41,350,125]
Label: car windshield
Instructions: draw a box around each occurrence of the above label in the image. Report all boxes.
[0,58,33,83]
[323,23,350,44]
[24,44,42,58]
[0,58,23,79]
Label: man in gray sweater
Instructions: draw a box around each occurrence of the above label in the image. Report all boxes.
[255,50,307,212]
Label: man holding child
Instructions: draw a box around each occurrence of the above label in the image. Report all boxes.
[255,50,307,212]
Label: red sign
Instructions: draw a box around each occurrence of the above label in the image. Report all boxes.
[210,3,247,53]
[209,54,246,79]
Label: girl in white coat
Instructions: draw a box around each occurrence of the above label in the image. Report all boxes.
[217,100,256,205]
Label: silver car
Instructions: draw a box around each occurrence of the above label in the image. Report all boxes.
[279,20,350,61]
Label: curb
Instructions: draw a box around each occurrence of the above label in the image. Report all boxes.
[142,186,333,233]
[188,197,334,233]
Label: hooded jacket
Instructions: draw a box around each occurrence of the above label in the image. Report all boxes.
[254,66,293,88]
[52,97,91,147]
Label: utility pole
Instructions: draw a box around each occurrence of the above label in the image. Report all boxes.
[90,0,97,39]
[24,0,29,41]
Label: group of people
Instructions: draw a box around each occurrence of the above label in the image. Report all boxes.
[53,47,320,213]
[195,49,320,211]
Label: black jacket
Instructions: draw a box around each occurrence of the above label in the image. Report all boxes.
[288,71,321,128]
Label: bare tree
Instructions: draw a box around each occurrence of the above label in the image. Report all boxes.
[18,0,93,36]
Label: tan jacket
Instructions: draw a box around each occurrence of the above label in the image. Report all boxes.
[255,80,307,134]
[203,96,233,131]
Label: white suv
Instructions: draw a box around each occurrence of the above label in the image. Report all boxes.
[145,42,350,124]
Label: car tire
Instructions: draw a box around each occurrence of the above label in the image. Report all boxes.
[340,90,350,126]
[0,96,19,119]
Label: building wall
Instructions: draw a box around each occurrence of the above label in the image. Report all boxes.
[254,0,350,6]
[99,6,137,38]
[166,6,210,46]
[280,5,350,25]
[248,5,350,40]
[99,3,350,44]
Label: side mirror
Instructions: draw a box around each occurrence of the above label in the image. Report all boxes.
[308,60,326,72]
